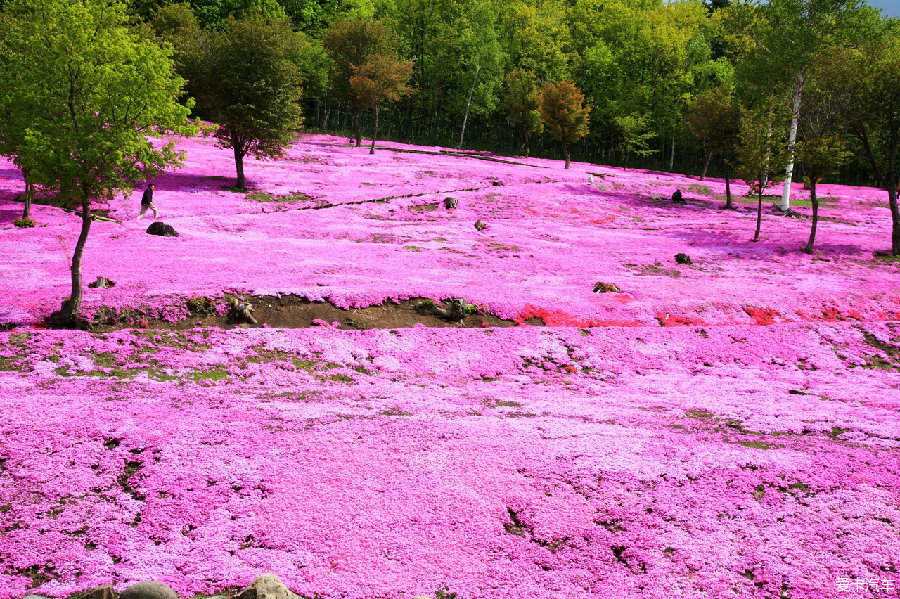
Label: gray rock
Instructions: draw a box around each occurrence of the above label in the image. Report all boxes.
[443,197,458,210]
[80,587,115,599]
[22,595,50,599]
[675,253,692,265]
[474,219,486,232]
[236,575,298,599]
[120,581,178,599]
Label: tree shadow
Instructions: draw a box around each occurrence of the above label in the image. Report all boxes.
[0,199,23,224]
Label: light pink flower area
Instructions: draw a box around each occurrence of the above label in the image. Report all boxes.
[0,135,898,599]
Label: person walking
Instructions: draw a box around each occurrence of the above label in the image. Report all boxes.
[136,183,158,219]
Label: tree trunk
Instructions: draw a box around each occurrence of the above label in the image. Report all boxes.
[890,185,900,255]
[780,74,805,212]
[23,179,34,220]
[804,180,819,254]
[563,141,570,170]
[724,162,733,210]
[370,105,379,155]
[55,198,92,327]
[700,151,712,181]
[669,131,675,171]
[353,108,362,147]
[752,188,763,242]
[458,66,480,150]
[233,144,246,190]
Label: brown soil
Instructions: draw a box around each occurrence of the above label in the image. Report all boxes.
[89,296,545,332]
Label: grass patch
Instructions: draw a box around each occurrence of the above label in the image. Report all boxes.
[687,184,713,196]
[190,368,229,382]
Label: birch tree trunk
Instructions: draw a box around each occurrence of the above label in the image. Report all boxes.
[780,74,805,212]
[458,66,480,150]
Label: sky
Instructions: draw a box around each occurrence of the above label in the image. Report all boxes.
[867,0,900,17]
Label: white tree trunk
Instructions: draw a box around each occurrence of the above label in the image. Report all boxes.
[780,74,805,212]
[458,66,480,150]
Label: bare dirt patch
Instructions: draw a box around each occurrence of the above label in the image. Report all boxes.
[88,296,542,332]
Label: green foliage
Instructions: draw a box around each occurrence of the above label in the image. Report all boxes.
[191,0,287,29]
[194,10,303,188]
[685,85,740,158]
[734,105,789,191]
[323,17,394,106]
[12,217,35,228]
[504,68,543,156]
[797,135,850,186]
[615,113,657,167]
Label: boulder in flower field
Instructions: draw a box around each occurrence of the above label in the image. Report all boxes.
[146,221,179,237]
[120,582,178,599]
[236,574,299,599]
[78,586,115,599]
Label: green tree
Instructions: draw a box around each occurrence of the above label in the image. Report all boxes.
[684,84,740,206]
[349,53,414,154]
[454,0,506,150]
[728,0,866,212]
[504,68,543,157]
[538,79,591,169]
[0,0,196,326]
[323,16,393,147]
[195,11,303,189]
[735,104,789,242]
[819,23,900,254]
[189,0,286,28]
[797,135,850,253]
[615,113,656,169]
[0,9,38,221]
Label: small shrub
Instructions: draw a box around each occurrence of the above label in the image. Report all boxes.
[13,217,35,228]
[186,296,216,316]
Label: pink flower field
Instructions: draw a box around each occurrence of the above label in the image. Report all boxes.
[0,135,898,599]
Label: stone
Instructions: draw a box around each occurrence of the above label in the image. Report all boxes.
[22,595,51,599]
[236,574,299,599]
[671,189,685,204]
[443,197,458,209]
[79,586,115,599]
[593,282,621,293]
[474,219,486,232]
[146,221,179,237]
[675,253,692,265]
[88,276,116,289]
[120,582,178,599]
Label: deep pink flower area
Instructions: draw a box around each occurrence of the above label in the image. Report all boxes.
[0,134,897,327]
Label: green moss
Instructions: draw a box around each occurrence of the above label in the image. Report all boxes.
[737,441,776,449]
[686,409,714,419]
[190,368,229,382]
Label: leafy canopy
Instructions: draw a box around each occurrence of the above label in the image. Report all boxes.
[0,0,197,203]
